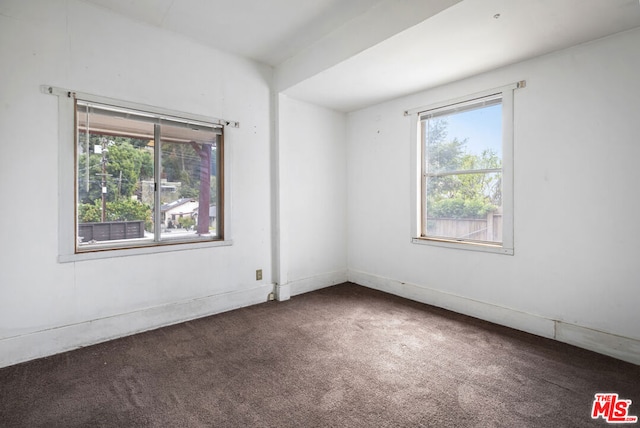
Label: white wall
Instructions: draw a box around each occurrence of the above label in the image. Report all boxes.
[347,28,640,364]
[276,95,348,296]
[0,0,274,367]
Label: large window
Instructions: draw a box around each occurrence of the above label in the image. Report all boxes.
[409,84,519,254]
[75,100,224,252]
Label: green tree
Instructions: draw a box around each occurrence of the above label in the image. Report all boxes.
[107,141,153,199]
[426,119,501,219]
[162,142,200,199]
[78,199,152,230]
[180,215,195,230]
[77,136,153,203]
[77,200,102,223]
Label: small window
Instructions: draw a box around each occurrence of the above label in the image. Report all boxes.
[410,84,518,254]
[75,101,223,252]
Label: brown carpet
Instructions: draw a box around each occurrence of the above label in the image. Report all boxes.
[0,283,638,427]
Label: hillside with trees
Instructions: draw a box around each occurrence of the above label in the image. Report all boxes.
[77,134,217,234]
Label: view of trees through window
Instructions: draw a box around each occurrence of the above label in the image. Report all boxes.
[422,99,503,243]
[77,135,154,227]
[76,102,221,249]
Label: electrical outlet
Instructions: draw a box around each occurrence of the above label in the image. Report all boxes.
[256,269,262,281]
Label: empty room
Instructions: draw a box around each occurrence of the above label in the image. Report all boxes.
[1,0,639,426]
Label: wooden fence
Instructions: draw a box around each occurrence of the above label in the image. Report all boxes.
[427,213,502,242]
[78,220,145,242]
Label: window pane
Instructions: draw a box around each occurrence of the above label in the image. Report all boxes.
[425,102,502,174]
[421,96,503,245]
[159,123,219,241]
[76,104,155,248]
[425,172,502,243]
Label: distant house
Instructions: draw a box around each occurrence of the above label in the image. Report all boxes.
[161,198,198,228]
[193,205,217,227]
[141,179,182,205]
[161,199,217,229]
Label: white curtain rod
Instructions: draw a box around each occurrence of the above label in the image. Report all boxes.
[41,85,240,129]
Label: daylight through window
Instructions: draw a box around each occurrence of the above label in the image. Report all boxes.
[422,94,502,244]
[75,101,223,252]
[413,84,516,254]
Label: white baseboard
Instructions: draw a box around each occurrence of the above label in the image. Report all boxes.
[556,322,640,365]
[5,273,637,368]
[348,269,640,366]
[0,284,272,369]
[289,269,348,297]
[276,283,291,301]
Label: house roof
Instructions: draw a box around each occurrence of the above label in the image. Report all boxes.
[161,198,196,213]
[162,199,218,217]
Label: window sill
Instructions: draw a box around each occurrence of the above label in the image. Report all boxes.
[411,237,513,255]
[59,239,233,263]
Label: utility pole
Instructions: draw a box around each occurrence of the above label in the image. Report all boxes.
[101,139,107,222]
[117,170,123,198]
[85,130,90,193]
[95,138,112,222]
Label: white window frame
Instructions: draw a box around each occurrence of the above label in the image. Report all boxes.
[407,82,523,255]
[43,86,236,262]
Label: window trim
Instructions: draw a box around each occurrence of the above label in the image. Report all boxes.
[407,82,523,255]
[44,85,236,262]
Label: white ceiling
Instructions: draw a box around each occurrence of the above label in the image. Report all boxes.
[83,0,640,112]
[82,0,387,66]
[286,0,640,111]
